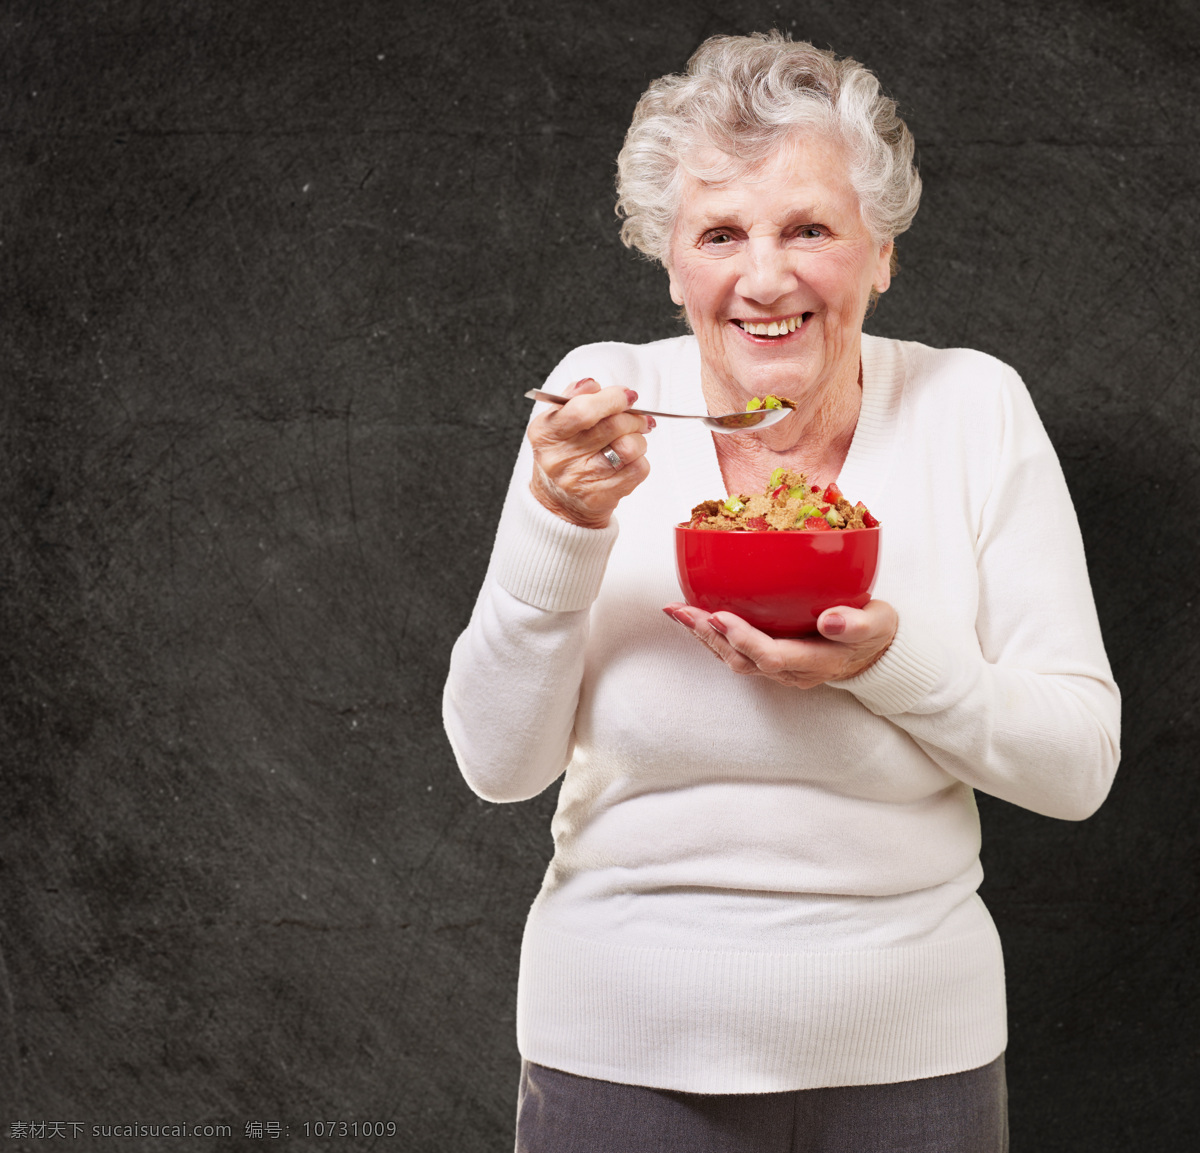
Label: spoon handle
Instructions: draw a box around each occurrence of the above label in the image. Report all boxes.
[523,389,700,420]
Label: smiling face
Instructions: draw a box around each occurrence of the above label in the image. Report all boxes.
[667,134,893,413]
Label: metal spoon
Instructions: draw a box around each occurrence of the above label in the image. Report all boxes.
[524,389,794,433]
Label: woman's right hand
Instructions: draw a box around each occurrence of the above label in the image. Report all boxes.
[528,378,654,529]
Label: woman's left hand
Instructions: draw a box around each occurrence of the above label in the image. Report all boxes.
[662,600,898,689]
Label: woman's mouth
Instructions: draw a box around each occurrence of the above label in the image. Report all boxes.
[732,313,810,339]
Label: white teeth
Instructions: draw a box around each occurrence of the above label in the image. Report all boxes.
[739,315,802,336]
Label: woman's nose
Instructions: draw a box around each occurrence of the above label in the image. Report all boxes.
[735,242,797,303]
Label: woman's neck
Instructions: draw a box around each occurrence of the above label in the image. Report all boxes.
[708,358,863,495]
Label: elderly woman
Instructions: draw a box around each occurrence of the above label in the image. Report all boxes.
[443,31,1119,1152]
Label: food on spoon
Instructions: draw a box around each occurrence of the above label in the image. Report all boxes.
[708,394,797,429]
[687,467,879,532]
[745,394,796,411]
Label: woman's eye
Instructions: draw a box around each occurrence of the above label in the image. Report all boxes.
[797,227,823,240]
[703,231,736,246]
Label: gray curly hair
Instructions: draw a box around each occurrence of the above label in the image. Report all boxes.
[616,32,921,264]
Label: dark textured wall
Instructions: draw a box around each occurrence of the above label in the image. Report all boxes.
[2,0,1197,1148]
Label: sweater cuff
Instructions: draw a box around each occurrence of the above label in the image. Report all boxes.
[828,612,945,716]
[491,481,619,612]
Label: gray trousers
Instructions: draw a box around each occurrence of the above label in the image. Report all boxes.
[516,1055,1008,1153]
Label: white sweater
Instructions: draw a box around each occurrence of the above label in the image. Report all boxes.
[443,334,1120,1093]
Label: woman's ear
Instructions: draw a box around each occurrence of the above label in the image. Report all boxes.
[667,266,684,307]
[874,240,894,296]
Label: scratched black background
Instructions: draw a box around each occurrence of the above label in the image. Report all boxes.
[2,0,1197,1149]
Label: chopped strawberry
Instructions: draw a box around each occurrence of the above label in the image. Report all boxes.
[746,516,769,531]
[822,482,843,504]
[811,484,821,492]
[804,517,832,531]
[853,500,879,529]
[820,505,830,514]
[769,484,788,500]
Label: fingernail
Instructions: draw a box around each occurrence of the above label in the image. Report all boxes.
[821,613,845,636]
[625,389,638,406]
[663,606,693,627]
[709,616,728,636]
[645,415,657,431]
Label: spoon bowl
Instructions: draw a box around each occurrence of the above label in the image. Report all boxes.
[524,389,793,433]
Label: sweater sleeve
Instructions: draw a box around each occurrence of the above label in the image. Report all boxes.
[443,418,619,804]
[830,368,1121,821]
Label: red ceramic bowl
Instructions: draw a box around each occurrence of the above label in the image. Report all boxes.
[674,524,881,637]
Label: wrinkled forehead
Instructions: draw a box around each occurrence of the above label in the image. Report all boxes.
[675,125,848,192]
[673,131,856,209]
